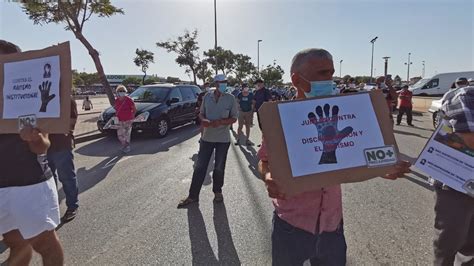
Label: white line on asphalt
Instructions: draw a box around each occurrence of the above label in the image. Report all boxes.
[161,137,179,145]
[101,156,131,169]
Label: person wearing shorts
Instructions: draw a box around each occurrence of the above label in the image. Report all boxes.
[236,85,255,146]
[0,39,64,266]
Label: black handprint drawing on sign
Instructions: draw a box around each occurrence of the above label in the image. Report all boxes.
[308,103,353,164]
[38,81,56,112]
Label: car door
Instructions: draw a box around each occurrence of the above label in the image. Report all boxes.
[167,88,184,125]
[178,86,198,122]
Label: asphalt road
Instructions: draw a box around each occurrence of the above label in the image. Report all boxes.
[1,112,438,265]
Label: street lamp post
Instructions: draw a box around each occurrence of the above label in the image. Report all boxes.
[257,40,262,75]
[382,56,390,78]
[214,0,217,49]
[370,36,378,83]
[404,52,413,84]
[339,60,343,78]
[422,60,425,77]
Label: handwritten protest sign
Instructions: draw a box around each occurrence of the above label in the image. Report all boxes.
[0,42,71,133]
[415,120,474,196]
[259,90,399,196]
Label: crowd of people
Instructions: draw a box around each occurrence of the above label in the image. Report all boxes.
[1,38,473,266]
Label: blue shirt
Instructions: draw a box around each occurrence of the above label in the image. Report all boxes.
[238,92,254,112]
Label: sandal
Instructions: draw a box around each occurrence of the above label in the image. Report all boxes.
[177,197,198,208]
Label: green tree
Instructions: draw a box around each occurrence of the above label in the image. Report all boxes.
[22,0,124,105]
[156,29,200,84]
[204,47,235,76]
[166,76,181,83]
[143,76,161,85]
[233,54,256,82]
[342,75,352,83]
[72,69,84,87]
[122,77,142,87]
[78,72,100,88]
[195,60,213,84]
[134,49,154,84]
[260,62,284,86]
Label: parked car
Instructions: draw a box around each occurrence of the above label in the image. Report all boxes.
[428,98,443,129]
[409,71,474,96]
[97,84,201,138]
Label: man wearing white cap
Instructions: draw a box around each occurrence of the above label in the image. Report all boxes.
[178,74,238,207]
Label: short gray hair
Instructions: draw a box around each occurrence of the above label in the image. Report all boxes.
[290,48,333,74]
[116,85,128,93]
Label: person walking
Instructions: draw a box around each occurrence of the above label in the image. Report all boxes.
[82,96,93,111]
[396,85,414,126]
[114,85,136,153]
[432,81,474,266]
[48,98,80,223]
[236,85,255,146]
[253,78,272,130]
[0,39,64,266]
[177,74,238,208]
[257,48,411,265]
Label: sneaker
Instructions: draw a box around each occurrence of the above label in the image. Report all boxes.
[214,193,224,203]
[396,123,401,125]
[408,124,415,127]
[61,208,78,223]
[123,145,131,153]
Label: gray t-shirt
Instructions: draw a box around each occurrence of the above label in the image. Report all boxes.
[200,91,239,143]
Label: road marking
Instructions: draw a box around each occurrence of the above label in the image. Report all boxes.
[101,156,131,169]
[161,137,178,145]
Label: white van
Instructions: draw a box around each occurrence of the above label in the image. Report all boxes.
[409,71,474,96]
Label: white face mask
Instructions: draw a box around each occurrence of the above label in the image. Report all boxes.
[117,92,126,97]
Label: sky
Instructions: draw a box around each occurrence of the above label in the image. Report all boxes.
[1,0,473,83]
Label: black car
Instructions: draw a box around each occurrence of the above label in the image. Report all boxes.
[97,84,201,138]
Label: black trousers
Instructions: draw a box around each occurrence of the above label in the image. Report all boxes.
[397,106,413,125]
[189,140,231,199]
[433,187,474,266]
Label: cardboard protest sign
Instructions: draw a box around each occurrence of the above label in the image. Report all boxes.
[259,90,399,196]
[0,42,71,133]
[415,120,474,196]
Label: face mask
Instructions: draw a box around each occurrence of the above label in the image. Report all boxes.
[218,83,227,93]
[117,92,126,97]
[456,83,467,89]
[300,76,336,97]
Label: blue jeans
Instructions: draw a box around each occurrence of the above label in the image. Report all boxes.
[48,149,79,210]
[189,140,231,199]
[272,213,347,266]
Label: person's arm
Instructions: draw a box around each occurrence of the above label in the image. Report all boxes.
[20,127,50,155]
[70,99,78,131]
[129,97,137,114]
[199,95,211,127]
[90,100,93,109]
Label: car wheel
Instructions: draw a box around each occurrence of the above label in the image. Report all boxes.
[433,112,440,129]
[156,117,169,138]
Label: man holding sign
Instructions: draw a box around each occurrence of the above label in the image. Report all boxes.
[428,81,474,265]
[258,48,410,265]
[0,40,64,265]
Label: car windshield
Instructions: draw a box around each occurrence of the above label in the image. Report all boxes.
[411,78,430,89]
[129,87,170,103]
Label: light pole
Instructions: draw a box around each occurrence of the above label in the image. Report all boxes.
[214,0,217,50]
[404,52,413,84]
[339,59,343,78]
[422,60,425,77]
[370,36,378,83]
[382,56,390,78]
[257,40,262,75]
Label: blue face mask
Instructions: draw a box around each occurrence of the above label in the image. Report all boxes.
[301,77,336,97]
[218,83,227,93]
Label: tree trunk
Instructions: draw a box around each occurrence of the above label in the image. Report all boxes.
[74,31,115,105]
[142,71,147,85]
